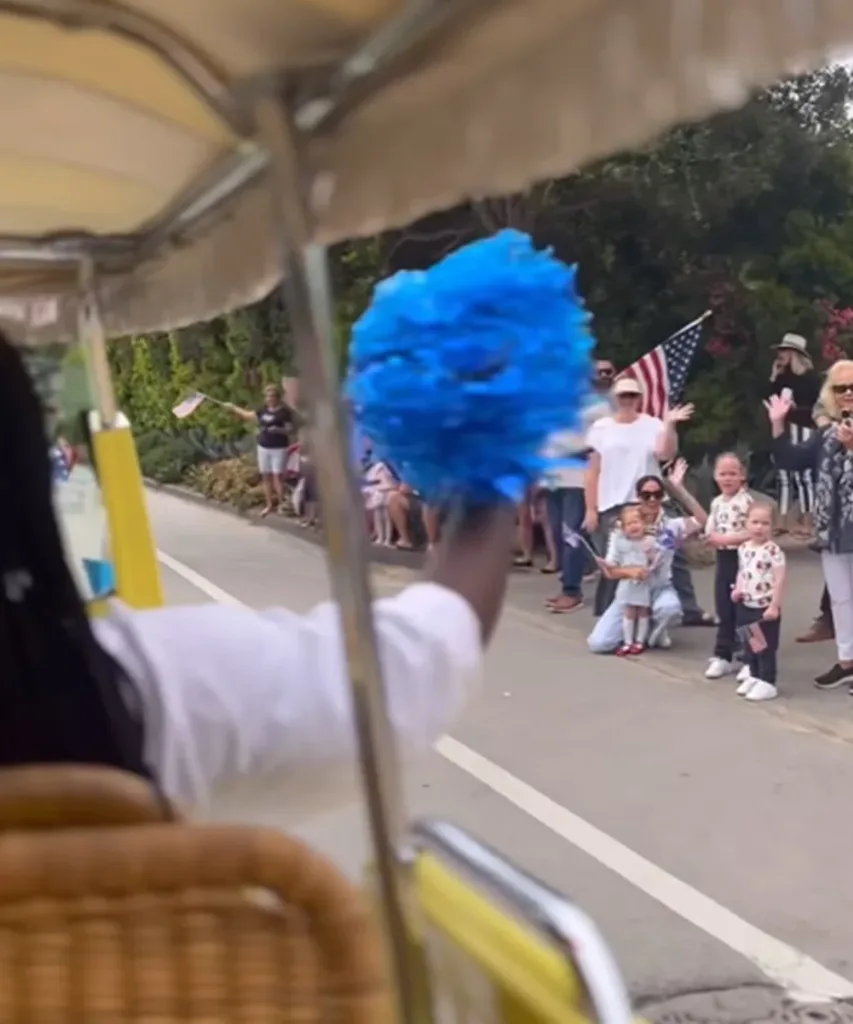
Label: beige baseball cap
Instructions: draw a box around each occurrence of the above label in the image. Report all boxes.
[613,376,643,396]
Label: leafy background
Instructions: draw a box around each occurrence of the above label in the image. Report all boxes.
[108,67,853,505]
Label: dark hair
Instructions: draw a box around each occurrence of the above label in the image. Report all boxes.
[635,474,664,495]
[0,333,150,775]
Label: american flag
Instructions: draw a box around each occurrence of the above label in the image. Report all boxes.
[172,391,206,419]
[49,443,73,483]
[738,621,768,653]
[619,312,709,419]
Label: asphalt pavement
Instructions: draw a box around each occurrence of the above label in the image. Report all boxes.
[147,489,853,1023]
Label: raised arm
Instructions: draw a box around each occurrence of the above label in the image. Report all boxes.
[664,457,707,528]
[765,394,821,472]
[224,402,257,424]
[93,504,515,821]
[654,404,694,461]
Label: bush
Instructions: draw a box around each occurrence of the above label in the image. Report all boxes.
[137,432,205,484]
[185,456,266,511]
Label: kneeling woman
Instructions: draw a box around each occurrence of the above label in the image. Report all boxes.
[588,461,706,653]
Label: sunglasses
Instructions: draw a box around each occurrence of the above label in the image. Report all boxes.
[639,490,663,501]
[597,367,615,378]
[831,383,853,395]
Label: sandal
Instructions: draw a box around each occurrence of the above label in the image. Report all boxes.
[513,556,534,568]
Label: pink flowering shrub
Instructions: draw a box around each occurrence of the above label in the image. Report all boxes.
[816,301,853,363]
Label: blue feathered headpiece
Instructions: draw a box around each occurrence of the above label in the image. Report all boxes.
[345,229,595,504]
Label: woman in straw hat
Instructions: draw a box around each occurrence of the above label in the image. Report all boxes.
[767,333,821,536]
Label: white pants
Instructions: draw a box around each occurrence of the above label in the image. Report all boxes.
[821,552,853,661]
[257,446,286,475]
[588,585,682,653]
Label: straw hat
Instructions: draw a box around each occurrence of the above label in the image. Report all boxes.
[613,376,643,396]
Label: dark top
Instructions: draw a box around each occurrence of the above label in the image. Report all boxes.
[256,405,292,449]
[766,370,821,429]
[773,428,853,552]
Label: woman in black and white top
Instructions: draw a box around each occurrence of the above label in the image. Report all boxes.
[226,384,294,517]
[767,360,853,693]
[766,333,821,536]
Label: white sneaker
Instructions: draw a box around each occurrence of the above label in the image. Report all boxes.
[736,664,752,683]
[648,618,674,649]
[736,674,757,696]
[656,630,672,650]
[705,657,734,679]
[745,679,778,702]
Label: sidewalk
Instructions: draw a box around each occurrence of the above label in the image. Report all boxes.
[502,548,853,744]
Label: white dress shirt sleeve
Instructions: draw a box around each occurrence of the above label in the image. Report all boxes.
[93,583,482,824]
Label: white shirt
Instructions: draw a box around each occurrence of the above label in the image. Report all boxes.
[93,583,481,825]
[706,489,753,550]
[737,541,786,609]
[539,395,612,489]
[586,414,665,510]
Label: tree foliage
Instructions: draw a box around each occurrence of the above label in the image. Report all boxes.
[112,64,853,470]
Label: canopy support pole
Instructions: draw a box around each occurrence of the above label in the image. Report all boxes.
[256,95,420,1024]
[77,257,117,428]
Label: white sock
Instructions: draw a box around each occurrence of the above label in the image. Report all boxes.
[635,617,650,644]
[622,617,634,646]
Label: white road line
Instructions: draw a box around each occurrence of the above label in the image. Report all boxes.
[158,548,853,1003]
[156,549,246,607]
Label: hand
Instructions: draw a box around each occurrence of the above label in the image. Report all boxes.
[730,588,743,603]
[763,604,780,621]
[763,393,792,426]
[668,457,689,488]
[595,557,614,580]
[666,404,694,425]
[629,567,649,581]
[705,531,727,548]
[838,420,853,451]
[582,510,599,534]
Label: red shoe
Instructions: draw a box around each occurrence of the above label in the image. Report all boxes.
[615,644,632,656]
[629,642,646,655]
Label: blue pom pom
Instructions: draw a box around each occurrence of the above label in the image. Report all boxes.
[345,229,595,504]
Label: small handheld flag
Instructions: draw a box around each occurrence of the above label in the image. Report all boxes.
[172,391,207,419]
[49,443,73,483]
[737,621,768,653]
[562,525,598,560]
[657,524,682,551]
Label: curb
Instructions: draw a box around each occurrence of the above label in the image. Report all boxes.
[143,478,427,571]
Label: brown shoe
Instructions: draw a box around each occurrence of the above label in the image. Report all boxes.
[796,619,835,643]
[547,595,583,614]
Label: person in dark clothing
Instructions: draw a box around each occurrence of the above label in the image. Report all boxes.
[766,334,821,536]
[226,384,294,516]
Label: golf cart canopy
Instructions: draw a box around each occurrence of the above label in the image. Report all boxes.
[0,0,850,340]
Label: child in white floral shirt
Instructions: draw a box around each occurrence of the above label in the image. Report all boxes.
[731,503,786,702]
[704,453,754,681]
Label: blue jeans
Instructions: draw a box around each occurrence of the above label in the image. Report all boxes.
[588,585,682,653]
[546,487,586,599]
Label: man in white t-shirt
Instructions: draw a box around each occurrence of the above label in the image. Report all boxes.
[583,376,692,617]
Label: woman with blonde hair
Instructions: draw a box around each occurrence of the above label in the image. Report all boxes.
[766,358,853,693]
[766,333,821,535]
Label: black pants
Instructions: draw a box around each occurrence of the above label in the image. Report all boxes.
[820,585,833,626]
[736,604,781,685]
[713,549,740,660]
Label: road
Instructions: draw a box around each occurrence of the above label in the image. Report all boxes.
[148,489,853,1023]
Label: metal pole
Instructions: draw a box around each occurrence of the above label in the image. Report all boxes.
[77,258,117,427]
[255,95,419,1024]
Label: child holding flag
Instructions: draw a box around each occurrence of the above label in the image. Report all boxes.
[731,503,786,702]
